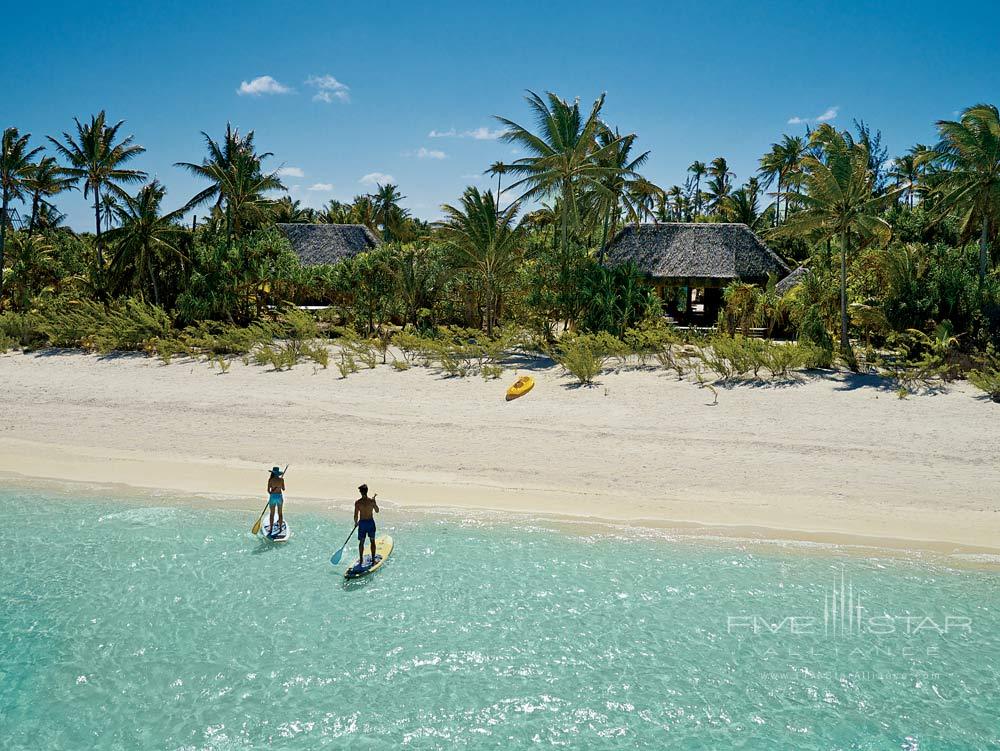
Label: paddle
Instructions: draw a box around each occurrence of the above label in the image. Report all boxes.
[250,464,288,535]
[330,524,359,565]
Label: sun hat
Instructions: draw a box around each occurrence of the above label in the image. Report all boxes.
[271,466,283,476]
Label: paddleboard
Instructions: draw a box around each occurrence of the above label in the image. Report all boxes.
[261,519,291,542]
[345,535,393,579]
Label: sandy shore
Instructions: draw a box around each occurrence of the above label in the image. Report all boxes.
[1,350,998,553]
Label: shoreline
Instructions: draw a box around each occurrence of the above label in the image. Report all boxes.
[2,351,998,561]
[3,439,999,566]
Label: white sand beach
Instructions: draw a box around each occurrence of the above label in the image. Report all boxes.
[1,350,998,553]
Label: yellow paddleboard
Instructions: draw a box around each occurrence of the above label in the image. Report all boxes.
[505,375,534,401]
[345,535,393,579]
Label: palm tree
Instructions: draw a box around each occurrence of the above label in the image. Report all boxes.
[318,199,352,224]
[176,124,283,246]
[588,126,654,257]
[99,191,119,232]
[687,161,707,217]
[349,194,379,233]
[485,161,510,213]
[496,91,624,261]
[371,183,405,241]
[723,177,766,229]
[23,156,76,235]
[888,154,919,208]
[48,112,147,271]
[926,103,1000,280]
[273,196,312,223]
[1,127,43,306]
[35,202,67,232]
[759,135,807,225]
[5,232,56,311]
[104,180,187,306]
[780,127,899,360]
[437,186,522,335]
[705,157,735,214]
[664,185,684,221]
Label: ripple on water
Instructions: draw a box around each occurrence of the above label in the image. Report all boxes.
[0,491,997,750]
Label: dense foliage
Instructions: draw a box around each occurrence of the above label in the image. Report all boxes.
[2,97,999,399]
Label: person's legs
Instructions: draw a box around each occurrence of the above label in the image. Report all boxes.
[268,503,275,532]
[370,536,377,562]
[277,500,284,528]
[358,538,365,565]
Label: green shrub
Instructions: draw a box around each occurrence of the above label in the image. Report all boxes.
[762,342,809,378]
[390,326,517,378]
[279,308,319,342]
[303,343,329,369]
[481,364,503,380]
[968,347,1000,402]
[0,311,45,349]
[179,320,278,356]
[347,339,378,369]
[337,351,359,378]
[796,306,834,367]
[556,333,622,384]
[876,329,952,390]
[700,335,767,380]
[622,321,679,366]
[655,345,691,379]
[253,343,297,371]
[35,298,173,352]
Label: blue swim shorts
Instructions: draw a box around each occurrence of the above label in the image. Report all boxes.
[268,492,283,507]
[358,519,376,540]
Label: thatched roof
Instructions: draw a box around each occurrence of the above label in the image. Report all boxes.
[775,265,811,296]
[277,223,381,266]
[605,223,789,283]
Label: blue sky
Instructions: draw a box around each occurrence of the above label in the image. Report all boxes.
[6,0,1000,230]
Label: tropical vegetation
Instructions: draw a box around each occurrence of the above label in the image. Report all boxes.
[2,96,999,401]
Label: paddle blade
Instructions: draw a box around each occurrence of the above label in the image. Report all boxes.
[251,518,262,535]
[330,547,344,565]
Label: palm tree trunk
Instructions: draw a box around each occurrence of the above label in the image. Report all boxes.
[775,176,781,227]
[485,278,493,336]
[29,193,40,236]
[840,232,852,362]
[146,246,161,307]
[979,215,989,282]
[495,174,501,214]
[598,210,611,264]
[0,189,8,311]
[783,174,789,222]
[93,183,104,269]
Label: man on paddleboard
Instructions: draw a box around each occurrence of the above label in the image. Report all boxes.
[267,466,286,536]
[354,484,379,566]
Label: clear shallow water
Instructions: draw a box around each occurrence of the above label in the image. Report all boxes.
[1,491,997,750]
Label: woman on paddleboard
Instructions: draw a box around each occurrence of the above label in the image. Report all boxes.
[354,484,379,567]
[267,466,286,536]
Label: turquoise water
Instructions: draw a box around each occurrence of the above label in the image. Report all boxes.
[1,491,998,750]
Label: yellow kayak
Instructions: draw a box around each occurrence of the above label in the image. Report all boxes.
[505,375,534,401]
[345,535,393,579]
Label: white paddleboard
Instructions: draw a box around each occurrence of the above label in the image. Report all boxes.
[261,519,291,542]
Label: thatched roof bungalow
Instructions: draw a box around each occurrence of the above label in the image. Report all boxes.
[604,222,789,323]
[775,265,811,296]
[277,223,381,266]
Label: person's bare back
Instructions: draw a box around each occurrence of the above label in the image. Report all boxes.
[354,484,379,566]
